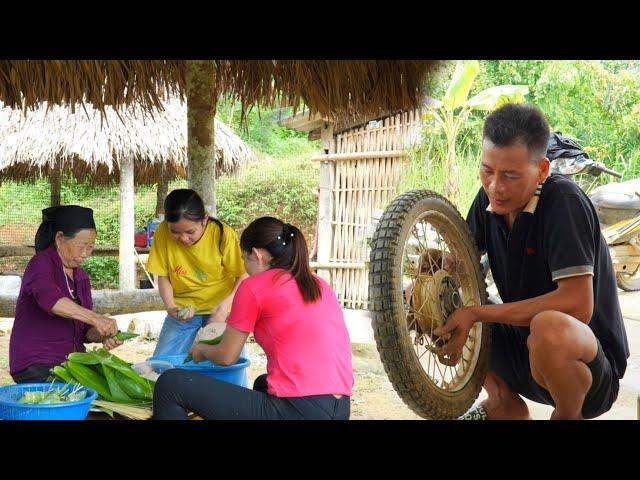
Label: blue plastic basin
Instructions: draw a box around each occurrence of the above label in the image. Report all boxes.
[0,383,97,420]
[148,354,250,387]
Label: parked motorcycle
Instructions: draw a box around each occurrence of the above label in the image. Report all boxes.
[551,155,640,291]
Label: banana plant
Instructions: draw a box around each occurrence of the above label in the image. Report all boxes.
[424,60,529,206]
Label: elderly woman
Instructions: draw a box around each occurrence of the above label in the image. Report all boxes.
[9,205,122,384]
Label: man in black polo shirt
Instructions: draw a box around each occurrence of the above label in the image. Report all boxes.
[434,103,629,419]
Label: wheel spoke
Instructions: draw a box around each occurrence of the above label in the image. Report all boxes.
[411,226,428,255]
[438,231,447,271]
[420,220,430,257]
[406,313,417,331]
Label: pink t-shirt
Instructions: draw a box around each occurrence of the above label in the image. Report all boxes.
[227,269,354,398]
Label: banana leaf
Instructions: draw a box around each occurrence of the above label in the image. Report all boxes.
[65,360,113,401]
[114,331,139,341]
[90,348,154,396]
[183,335,224,363]
[67,352,101,365]
[52,365,78,385]
[113,370,153,401]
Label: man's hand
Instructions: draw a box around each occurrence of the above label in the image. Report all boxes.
[442,252,456,275]
[420,249,457,275]
[433,307,477,366]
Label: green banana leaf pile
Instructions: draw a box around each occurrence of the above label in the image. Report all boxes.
[51,348,154,418]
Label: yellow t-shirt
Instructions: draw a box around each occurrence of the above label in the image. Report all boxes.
[146,220,246,314]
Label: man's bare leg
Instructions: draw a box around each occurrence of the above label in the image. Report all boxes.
[527,310,598,420]
[480,370,531,420]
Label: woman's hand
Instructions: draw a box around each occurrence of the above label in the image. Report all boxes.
[103,337,124,350]
[92,314,119,337]
[209,302,230,324]
[189,343,212,363]
[168,305,195,322]
[209,296,233,324]
[208,276,245,325]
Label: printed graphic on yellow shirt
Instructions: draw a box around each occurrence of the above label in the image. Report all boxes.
[193,268,208,282]
[146,220,246,314]
[172,265,188,276]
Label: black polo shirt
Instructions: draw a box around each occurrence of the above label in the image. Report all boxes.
[466,174,629,379]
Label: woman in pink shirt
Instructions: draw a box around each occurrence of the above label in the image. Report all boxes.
[152,217,354,420]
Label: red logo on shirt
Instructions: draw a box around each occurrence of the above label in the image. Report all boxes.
[172,265,188,276]
[526,247,536,255]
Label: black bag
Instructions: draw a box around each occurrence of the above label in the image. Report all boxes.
[547,131,589,161]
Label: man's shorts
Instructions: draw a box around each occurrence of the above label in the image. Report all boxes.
[490,323,619,419]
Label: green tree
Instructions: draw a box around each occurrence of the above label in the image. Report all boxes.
[534,60,640,176]
[424,60,529,206]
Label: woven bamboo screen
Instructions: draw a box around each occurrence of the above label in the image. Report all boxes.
[316,110,423,309]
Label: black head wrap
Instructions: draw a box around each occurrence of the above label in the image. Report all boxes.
[34,205,96,252]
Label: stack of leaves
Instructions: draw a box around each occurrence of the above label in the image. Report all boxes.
[52,348,153,420]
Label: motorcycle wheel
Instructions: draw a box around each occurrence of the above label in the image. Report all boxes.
[369,190,490,419]
[617,270,640,292]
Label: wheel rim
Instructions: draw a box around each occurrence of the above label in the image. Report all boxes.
[619,266,640,286]
[400,210,484,393]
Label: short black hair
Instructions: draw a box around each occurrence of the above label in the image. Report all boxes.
[482,103,550,161]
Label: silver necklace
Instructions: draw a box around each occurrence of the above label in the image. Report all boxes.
[62,265,77,300]
[57,248,77,301]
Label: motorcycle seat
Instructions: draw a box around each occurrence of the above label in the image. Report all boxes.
[590,178,640,211]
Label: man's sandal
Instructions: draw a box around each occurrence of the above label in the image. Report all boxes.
[458,404,489,420]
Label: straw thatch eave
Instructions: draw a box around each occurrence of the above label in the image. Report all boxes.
[0,60,185,113]
[217,60,437,122]
[0,60,437,122]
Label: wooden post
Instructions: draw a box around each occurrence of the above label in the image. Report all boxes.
[50,158,61,207]
[186,60,217,216]
[119,155,136,291]
[156,163,169,216]
[153,164,167,290]
[317,122,335,282]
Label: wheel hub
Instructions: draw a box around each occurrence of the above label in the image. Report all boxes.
[412,269,462,334]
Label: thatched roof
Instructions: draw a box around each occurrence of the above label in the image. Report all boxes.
[217,60,436,122]
[0,98,255,185]
[0,60,437,121]
[0,61,184,113]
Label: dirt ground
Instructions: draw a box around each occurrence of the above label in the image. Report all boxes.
[0,331,421,420]
[1,324,637,420]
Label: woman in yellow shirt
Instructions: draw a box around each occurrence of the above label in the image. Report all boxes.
[147,189,248,358]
